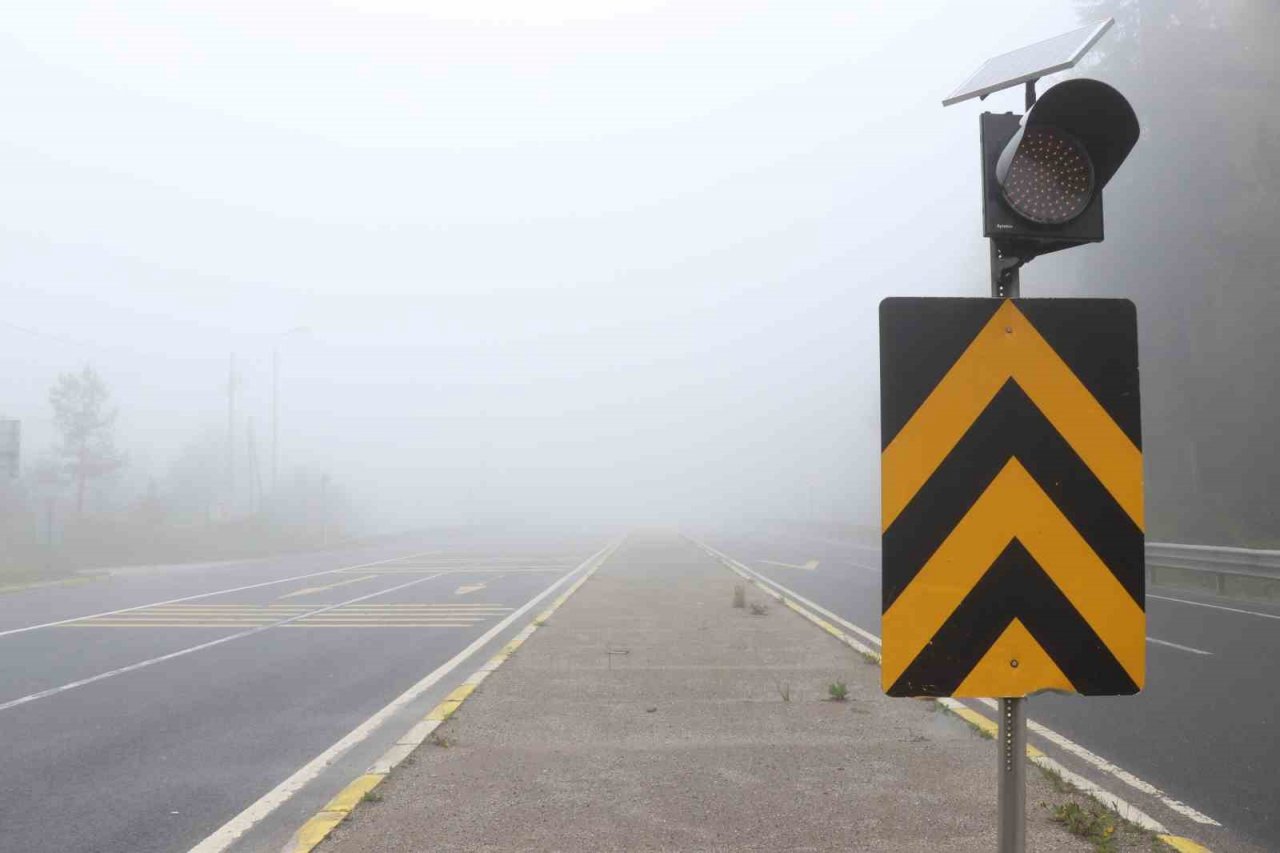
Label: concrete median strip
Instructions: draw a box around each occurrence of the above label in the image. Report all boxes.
[688,535,1218,853]
[277,540,622,853]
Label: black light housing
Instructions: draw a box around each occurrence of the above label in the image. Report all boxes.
[981,78,1140,261]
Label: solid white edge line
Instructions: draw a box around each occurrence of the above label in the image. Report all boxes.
[1146,636,1213,656]
[0,549,440,639]
[970,696,1220,826]
[688,535,1223,830]
[187,539,621,853]
[0,574,445,713]
[698,541,883,648]
[1149,593,1280,621]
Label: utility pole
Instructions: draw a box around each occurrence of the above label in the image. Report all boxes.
[247,416,262,514]
[271,348,279,495]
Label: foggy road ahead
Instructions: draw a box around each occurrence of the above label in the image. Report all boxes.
[695,523,1280,850]
[0,531,610,853]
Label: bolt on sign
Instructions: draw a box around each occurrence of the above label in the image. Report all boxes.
[879,298,1144,698]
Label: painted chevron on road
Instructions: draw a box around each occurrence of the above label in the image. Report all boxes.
[880,298,1143,698]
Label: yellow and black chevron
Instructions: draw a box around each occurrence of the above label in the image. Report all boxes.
[879,298,1144,698]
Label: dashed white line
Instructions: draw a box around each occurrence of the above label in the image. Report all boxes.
[1146,636,1213,656]
[1149,593,1280,621]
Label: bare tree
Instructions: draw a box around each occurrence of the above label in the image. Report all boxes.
[49,366,124,514]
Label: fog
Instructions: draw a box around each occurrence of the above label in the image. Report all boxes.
[1,0,1274,562]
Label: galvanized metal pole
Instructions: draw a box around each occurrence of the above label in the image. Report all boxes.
[998,697,1027,852]
[993,696,1024,845]
[991,241,1026,852]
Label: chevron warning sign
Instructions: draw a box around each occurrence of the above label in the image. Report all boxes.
[879,298,1144,699]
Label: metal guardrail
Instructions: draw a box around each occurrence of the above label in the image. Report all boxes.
[1145,541,1280,595]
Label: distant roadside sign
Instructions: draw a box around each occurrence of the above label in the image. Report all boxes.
[0,420,18,478]
[879,298,1144,698]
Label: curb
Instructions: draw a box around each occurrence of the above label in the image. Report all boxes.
[280,539,621,852]
[687,535,1214,853]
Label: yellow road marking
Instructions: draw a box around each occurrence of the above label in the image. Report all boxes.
[277,575,378,599]
[279,541,622,853]
[1156,836,1213,853]
[69,622,481,629]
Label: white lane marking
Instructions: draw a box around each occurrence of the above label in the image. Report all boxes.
[0,551,435,639]
[0,574,443,713]
[728,556,882,648]
[454,583,487,595]
[973,697,1220,825]
[758,559,819,571]
[1146,636,1213,656]
[691,536,1222,829]
[187,540,620,853]
[1149,593,1280,621]
[277,575,378,599]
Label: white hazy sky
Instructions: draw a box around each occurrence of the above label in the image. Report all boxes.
[0,1,1085,528]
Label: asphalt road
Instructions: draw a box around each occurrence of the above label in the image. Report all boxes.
[0,529,613,853]
[696,523,1280,851]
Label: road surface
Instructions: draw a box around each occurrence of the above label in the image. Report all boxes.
[695,523,1280,850]
[0,529,613,853]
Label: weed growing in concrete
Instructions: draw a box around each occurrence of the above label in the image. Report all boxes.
[827,680,849,701]
[732,584,746,608]
[1038,764,1073,794]
[775,680,792,702]
[748,602,768,616]
[362,789,384,804]
[429,730,454,748]
[1051,801,1118,851]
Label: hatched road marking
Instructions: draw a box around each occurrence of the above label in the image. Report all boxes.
[277,575,378,599]
[758,559,820,571]
[188,539,622,853]
[339,566,571,575]
[63,603,513,629]
[0,574,443,713]
[0,550,440,640]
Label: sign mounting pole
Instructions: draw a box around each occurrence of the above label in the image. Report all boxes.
[998,696,1027,851]
[992,236,1023,853]
[880,18,1143,853]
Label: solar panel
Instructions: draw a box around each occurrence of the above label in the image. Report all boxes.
[942,19,1114,107]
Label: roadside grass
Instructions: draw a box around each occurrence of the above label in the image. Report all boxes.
[1038,763,1074,795]
[361,789,384,804]
[732,584,746,608]
[1052,800,1118,851]
[429,730,453,748]
[1045,798,1161,852]
[748,602,768,616]
[827,680,849,701]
